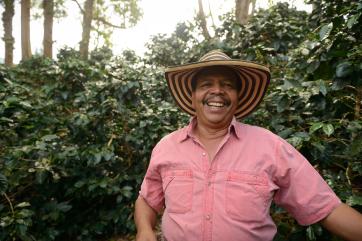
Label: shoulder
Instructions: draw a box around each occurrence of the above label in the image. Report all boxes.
[153,126,187,151]
[236,122,281,141]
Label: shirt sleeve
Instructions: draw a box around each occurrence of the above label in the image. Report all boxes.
[273,137,341,225]
[139,145,165,213]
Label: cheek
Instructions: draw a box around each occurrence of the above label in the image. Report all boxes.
[231,93,239,105]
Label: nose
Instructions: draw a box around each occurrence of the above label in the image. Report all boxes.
[210,83,224,94]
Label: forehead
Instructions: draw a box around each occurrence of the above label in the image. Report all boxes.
[194,66,238,81]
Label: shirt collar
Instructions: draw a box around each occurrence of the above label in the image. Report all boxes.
[178,116,241,143]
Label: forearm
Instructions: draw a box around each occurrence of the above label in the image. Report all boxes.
[320,203,362,241]
[134,196,157,235]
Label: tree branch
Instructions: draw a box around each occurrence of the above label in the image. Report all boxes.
[73,0,125,29]
[93,15,125,29]
[72,0,84,14]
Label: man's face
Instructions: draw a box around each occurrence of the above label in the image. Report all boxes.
[192,66,239,128]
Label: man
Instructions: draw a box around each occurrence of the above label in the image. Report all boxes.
[134,50,362,241]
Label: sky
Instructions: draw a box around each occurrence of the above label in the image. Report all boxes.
[0,0,312,63]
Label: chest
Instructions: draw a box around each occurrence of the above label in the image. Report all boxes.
[201,138,222,161]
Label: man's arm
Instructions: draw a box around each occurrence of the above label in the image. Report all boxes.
[320,203,362,241]
[134,195,158,241]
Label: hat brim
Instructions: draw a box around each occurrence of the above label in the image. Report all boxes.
[165,60,271,119]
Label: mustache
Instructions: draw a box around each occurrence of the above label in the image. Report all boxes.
[202,94,231,106]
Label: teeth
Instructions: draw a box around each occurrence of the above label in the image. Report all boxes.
[207,102,224,107]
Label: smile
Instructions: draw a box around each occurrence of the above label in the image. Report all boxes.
[206,101,225,107]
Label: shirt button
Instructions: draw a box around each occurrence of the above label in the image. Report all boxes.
[202,152,206,156]
[205,214,211,220]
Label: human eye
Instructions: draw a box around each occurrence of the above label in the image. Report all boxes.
[224,81,236,89]
[199,80,212,88]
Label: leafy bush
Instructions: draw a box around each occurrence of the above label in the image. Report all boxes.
[0,1,361,241]
[0,48,186,240]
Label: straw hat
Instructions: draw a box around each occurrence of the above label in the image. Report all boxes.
[165,50,271,119]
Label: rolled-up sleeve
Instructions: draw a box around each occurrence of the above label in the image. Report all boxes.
[273,137,341,225]
[139,146,165,213]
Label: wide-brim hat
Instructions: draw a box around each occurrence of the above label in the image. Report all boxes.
[165,50,271,119]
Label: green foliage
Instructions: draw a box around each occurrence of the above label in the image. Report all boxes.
[246,1,362,239]
[0,48,186,240]
[32,0,67,19]
[92,0,143,47]
[144,22,205,66]
[0,1,361,241]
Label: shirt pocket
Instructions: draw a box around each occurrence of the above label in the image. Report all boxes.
[162,169,193,214]
[225,171,269,222]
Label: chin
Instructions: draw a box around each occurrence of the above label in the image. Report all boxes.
[205,115,231,124]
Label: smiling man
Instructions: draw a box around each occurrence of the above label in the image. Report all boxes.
[134,50,362,241]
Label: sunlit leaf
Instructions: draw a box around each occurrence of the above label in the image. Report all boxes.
[306,226,316,241]
[319,22,333,41]
[347,13,361,29]
[15,202,31,208]
[310,122,324,134]
[322,124,334,136]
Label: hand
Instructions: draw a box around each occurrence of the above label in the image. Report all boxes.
[135,229,158,241]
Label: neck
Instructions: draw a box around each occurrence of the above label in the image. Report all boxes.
[194,120,231,141]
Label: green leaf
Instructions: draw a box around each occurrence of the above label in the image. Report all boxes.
[35,171,48,184]
[319,22,333,41]
[0,174,8,194]
[306,226,316,241]
[0,117,13,123]
[347,13,361,29]
[121,186,133,199]
[15,202,31,208]
[348,137,362,156]
[307,61,320,73]
[310,122,324,134]
[74,180,85,188]
[317,80,327,96]
[286,136,303,148]
[94,152,102,164]
[301,48,309,55]
[17,224,28,237]
[41,134,58,142]
[346,195,362,206]
[57,202,72,212]
[277,96,289,113]
[322,124,334,136]
[99,180,107,188]
[336,62,353,78]
[19,101,32,109]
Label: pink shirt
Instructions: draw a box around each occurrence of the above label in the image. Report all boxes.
[139,118,341,241]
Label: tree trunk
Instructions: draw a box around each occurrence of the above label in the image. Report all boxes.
[43,0,54,58]
[80,0,94,60]
[235,0,251,25]
[21,0,32,61]
[2,0,15,66]
[250,0,256,16]
[198,0,211,40]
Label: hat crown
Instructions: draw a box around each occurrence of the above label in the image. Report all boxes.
[199,50,231,62]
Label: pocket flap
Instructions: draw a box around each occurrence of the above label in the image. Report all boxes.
[162,169,193,178]
[227,171,267,185]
